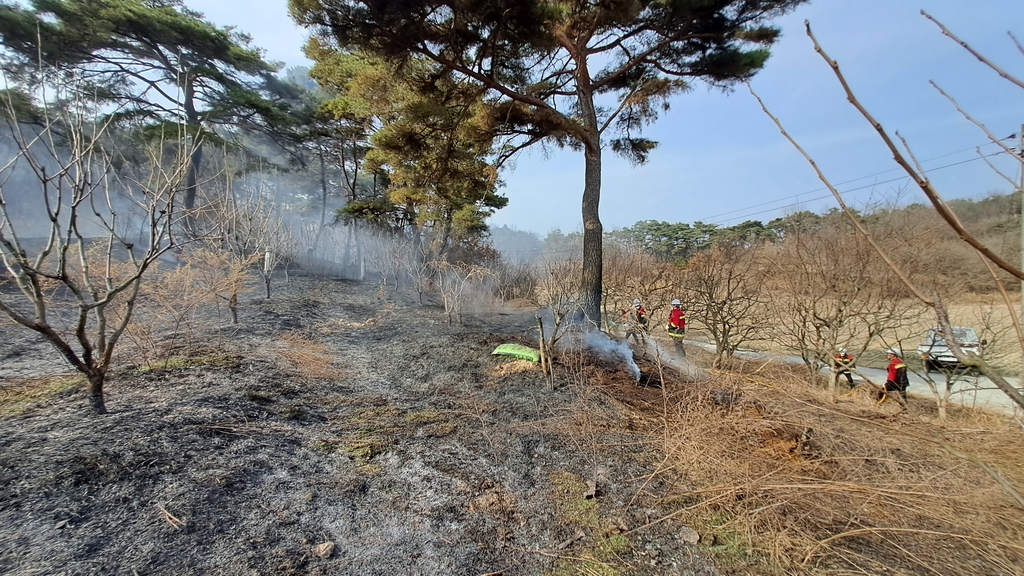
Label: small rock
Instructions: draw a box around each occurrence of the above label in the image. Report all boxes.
[55,520,68,529]
[678,526,700,545]
[584,480,597,500]
[312,541,335,559]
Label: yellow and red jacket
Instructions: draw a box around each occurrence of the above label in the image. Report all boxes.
[886,356,908,390]
[668,307,685,331]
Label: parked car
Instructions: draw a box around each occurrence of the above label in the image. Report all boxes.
[916,327,985,372]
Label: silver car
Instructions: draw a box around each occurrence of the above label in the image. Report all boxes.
[916,327,985,372]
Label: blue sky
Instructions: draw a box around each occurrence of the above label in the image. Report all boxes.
[189,0,1023,236]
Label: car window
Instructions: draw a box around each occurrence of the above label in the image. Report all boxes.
[955,328,979,343]
[923,328,978,346]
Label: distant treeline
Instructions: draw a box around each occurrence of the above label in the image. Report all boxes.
[490,190,1020,269]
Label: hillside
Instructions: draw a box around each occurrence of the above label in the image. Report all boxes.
[1,276,1022,575]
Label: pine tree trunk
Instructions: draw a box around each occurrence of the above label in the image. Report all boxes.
[183,143,204,210]
[579,141,603,326]
[182,81,203,211]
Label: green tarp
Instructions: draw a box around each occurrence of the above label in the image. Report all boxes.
[492,343,541,363]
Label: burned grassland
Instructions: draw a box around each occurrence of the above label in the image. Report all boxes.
[1,276,1022,575]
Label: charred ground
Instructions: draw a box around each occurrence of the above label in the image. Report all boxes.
[0,276,717,575]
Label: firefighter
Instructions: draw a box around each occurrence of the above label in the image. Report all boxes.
[834,347,855,386]
[666,299,686,356]
[633,298,648,331]
[883,348,909,402]
[667,299,685,335]
[625,298,648,344]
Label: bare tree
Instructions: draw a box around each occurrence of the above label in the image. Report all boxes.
[490,258,537,303]
[535,256,584,352]
[363,232,415,294]
[0,88,185,414]
[684,243,771,368]
[429,260,492,325]
[767,213,923,398]
[199,175,296,300]
[601,240,674,332]
[915,301,1017,419]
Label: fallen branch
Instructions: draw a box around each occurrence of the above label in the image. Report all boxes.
[155,504,184,531]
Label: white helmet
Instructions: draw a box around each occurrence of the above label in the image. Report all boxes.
[671,299,681,306]
[633,298,641,307]
[839,347,847,354]
[886,348,900,356]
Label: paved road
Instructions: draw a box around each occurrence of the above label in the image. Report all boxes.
[682,340,1024,416]
[853,364,1022,416]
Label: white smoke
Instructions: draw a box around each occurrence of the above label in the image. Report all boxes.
[643,339,710,382]
[582,329,640,381]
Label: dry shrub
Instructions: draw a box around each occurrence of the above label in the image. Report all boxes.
[647,361,1024,573]
[270,332,342,380]
[490,259,538,302]
[119,246,258,367]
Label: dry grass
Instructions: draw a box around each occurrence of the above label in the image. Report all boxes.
[634,359,1024,573]
[0,376,83,417]
[270,332,344,380]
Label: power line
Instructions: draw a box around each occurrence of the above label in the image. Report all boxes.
[699,140,1011,225]
[708,149,1011,227]
[492,143,1017,253]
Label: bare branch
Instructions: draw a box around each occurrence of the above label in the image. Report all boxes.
[1010,31,1024,59]
[922,11,1024,91]
[978,146,1020,190]
[805,20,1024,282]
[747,82,934,305]
[930,81,1021,159]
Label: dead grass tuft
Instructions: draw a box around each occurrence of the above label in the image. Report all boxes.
[314,304,394,334]
[488,359,539,379]
[270,332,343,380]
[0,375,83,417]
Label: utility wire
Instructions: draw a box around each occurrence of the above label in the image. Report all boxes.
[708,150,1010,226]
[699,140,1008,224]
[493,143,1016,256]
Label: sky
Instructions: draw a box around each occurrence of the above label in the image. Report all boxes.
[188,0,1024,236]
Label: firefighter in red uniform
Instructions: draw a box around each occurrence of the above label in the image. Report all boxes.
[666,299,686,356]
[625,298,648,343]
[883,348,909,402]
[834,348,855,386]
[667,299,685,335]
